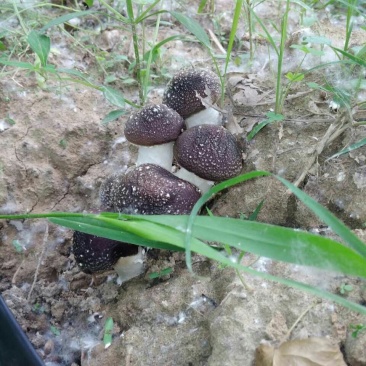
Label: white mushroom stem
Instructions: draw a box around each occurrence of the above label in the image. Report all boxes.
[114,247,145,285]
[185,107,222,129]
[136,142,174,171]
[174,167,214,194]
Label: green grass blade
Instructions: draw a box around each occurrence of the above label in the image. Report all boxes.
[197,0,208,13]
[1,210,366,314]
[250,10,279,56]
[215,250,366,315]
[291,0,312,11]
[103,317,113,349]
[247,112,284,141]
[27,31,50,67]
[327,138,366,160]
[86,214,366,315]
[101,86,126,108]
[56,67,92,82]
[224,0,243,74]
[135,0,163,23]
[102,109,126,124]
[143,35,184,62]
[0,212,83,220]
[275,0,290,114]
[131,214,366,278]
[331,46,366,67]
[184,170,271,271]
[0,59,35,70]
[39,10,96,33]
[49,216,183,251]
[276,175,366,257]
[171,11,211,49]
[248,199,264,221]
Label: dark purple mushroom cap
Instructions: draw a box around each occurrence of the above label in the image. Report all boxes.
[73,231,139,274]
[124,104,185,146]
[100,164,201,214]
[99,176,114,209]
[174,125,243,181]
[162,68,221,118]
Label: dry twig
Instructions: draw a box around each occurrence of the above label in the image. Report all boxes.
[27,222,49,301]
[292,110,350,188]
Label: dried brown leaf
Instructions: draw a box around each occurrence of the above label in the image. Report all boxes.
[255,337,347,366]
[255,342,275,366]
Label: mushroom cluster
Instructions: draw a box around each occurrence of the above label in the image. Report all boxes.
[73,68,244,283]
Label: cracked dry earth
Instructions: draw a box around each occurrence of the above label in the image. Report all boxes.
[1,7,366,366]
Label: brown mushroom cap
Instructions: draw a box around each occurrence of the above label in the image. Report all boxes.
[163,69,221,118]
[124,104,185,146]
[73,231,139,274]
[174,125,243,181]
[100,164,201,215]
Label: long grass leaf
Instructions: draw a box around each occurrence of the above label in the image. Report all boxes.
[49,216,183,251]
[276,176,366,257]
[184,171,271,271]
[39,10,96,33]
[0,60,35,69]
[224,0,243,74]
[171,11,211,49]
[327,138,366,160]
[250,10,279,56]
[143,35,184,61]
[331,47,366,67]
[135,0,163,23]
[1,211,366,314]
[70,214,366,315]
[129,214,366,278]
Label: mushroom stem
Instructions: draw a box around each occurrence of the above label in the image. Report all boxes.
[113,247,145,284]
[136,142,174,171]
[185,107,222,129]
[174,167,214,194]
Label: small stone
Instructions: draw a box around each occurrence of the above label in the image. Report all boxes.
[51,301,67,321]
[1,259,17,269]
[265,311,289,341]
[44,339,54,355]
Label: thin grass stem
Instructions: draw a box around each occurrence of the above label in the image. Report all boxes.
[246,0,254,62]
[126,0,143,103]
[344,0,356,53]
[275,0,290,114]
[143,7,162,101]
[11,0,28,35]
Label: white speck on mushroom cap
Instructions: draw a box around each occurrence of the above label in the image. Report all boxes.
[72,231,139,274]
[124,104,185,146]
[163,68,221,118]
[174,125,243,181]
[100,164,201,215]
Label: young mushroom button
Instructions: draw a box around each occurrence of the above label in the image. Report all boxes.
[73,231,144,283]
[124,104,185,170]
[174,125,243,192]
[163,68,222,129]
[100,164,201,215]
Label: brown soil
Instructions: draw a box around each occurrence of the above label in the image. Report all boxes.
[1,1,366,365]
